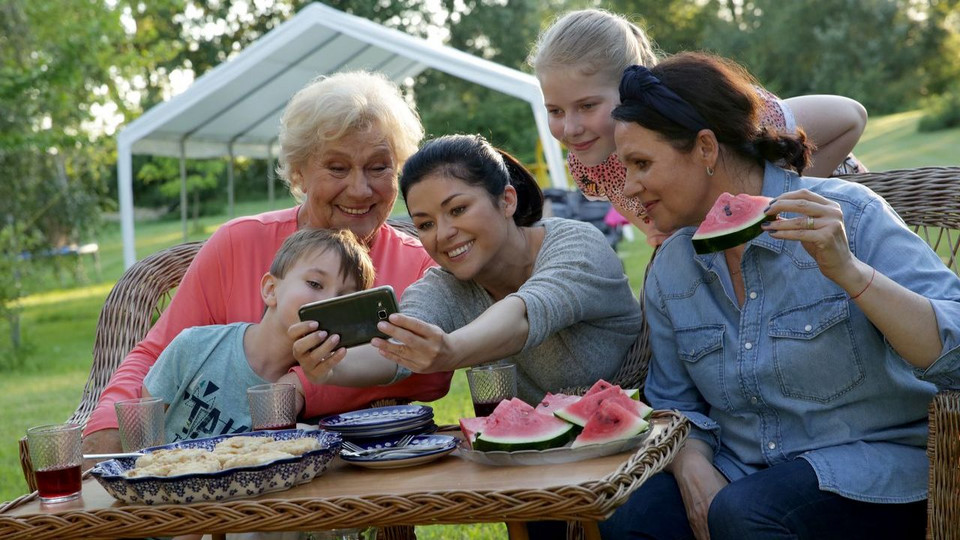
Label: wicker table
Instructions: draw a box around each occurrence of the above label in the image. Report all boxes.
[1,411,687,540]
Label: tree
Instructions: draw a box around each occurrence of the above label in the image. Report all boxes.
[0,0,140,357]
[702,0,959,114]
[413,0,546,163]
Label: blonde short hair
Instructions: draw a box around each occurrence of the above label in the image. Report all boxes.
[276,71,424,200]
[529,9,661,87]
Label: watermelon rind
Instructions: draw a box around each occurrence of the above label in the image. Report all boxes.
[692,217,772,254]
[571,401,651,449]
[473,421,574,452]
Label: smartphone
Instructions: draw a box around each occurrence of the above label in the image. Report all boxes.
[297,285,399,349]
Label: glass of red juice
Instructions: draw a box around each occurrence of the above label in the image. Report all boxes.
[26,423,83,503]
[466,363,517,417]
[247,383,297,431]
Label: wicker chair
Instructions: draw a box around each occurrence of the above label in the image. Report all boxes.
[837,166,960,540]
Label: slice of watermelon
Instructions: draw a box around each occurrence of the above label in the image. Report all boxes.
[555,386,650,427]
[584,379,641,401]
[692,192,773,254]
[571,400,650,449]
[535,392,582,415]
[459,417,488,446]
[583,380,615,396]
[473,399,574,452]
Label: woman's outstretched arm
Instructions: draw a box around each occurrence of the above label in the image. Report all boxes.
[785,95,867,177]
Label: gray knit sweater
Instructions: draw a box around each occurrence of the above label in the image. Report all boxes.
[400,217,642,404]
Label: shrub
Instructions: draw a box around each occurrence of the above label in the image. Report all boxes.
[918,90,960,132]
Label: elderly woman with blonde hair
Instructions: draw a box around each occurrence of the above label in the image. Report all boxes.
[83,71,452,455]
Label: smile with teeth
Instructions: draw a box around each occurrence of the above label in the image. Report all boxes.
[338,205,371,215]
[446,241,474,258]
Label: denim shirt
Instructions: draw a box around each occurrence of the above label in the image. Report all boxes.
[644,163,960,503]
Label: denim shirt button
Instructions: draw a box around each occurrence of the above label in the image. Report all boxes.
[744,342,753,350]
[749,291,758,299]
[804,324,813,332]
[767,441,776,450]
[750,396,759,405]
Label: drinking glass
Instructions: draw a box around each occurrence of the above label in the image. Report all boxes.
[26,423,83,503]
[247,383,297,430]
[115,396,165,452]
[465,363,518,417]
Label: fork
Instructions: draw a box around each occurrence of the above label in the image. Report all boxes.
[340,433,416,456]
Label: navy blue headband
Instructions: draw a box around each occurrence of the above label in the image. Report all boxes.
[619,65,711,132]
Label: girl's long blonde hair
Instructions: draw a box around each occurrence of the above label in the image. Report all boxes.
[529,8,660,86]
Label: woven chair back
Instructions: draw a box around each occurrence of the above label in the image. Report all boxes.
[71,242,204,427]
[841,166,960,540]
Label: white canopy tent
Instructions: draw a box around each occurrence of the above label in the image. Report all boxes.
[116,2,567,268]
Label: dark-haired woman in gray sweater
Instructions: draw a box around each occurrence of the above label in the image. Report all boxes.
[370,134,641,405]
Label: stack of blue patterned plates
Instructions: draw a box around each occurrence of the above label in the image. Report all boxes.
[317,405,436,441]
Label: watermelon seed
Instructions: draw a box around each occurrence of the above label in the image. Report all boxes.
[723,204,732,217]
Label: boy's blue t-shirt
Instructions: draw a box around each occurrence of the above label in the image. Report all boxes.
[144,322,268,443]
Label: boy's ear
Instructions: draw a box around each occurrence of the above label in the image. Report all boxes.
[261,272,278,308]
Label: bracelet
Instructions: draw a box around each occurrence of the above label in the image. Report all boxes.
[850,267,876,300]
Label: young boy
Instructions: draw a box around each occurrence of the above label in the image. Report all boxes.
[140,227,401,443]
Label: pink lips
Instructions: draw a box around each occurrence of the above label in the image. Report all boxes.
[569,139,596,152]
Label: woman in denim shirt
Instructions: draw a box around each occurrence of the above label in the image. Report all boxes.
[601,52,960,540]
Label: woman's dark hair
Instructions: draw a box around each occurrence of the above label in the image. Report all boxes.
[612,52,813,174]
[400,134,543,226]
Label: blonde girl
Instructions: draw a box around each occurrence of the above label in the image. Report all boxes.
[530,8,868,246]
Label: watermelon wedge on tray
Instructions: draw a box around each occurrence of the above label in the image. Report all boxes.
[472,399,574,452]
[692,192,773,254]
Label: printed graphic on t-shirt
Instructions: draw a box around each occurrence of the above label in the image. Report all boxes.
[173,377,250,442]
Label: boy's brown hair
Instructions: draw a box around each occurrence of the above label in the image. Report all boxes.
[269,228,375,290]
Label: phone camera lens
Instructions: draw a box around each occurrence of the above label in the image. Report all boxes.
[378,310,388,319]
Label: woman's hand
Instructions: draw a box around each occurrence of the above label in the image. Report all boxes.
[287,320,347,384]
[371,313,460,373]
[762,189,869,291]
[668,441,729,540]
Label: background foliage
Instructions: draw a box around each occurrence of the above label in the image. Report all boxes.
[2,0,960,347]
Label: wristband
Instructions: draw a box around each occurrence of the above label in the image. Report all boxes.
[850,267,876,300]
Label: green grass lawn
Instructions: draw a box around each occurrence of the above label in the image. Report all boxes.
[0,110,955,537]
[852,110,960,170]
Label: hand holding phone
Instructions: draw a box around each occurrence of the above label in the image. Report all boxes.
[297,285,399,349]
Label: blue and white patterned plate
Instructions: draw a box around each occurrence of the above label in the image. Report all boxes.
[90,429,341,504]
[339,434,457,469]
[340,422,438,443]
[318,405,433,431]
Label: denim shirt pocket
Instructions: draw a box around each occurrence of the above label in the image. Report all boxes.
[676,325,731,410]
[769,294,865,403]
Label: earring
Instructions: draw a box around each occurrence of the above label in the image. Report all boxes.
[706,166,714,176]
